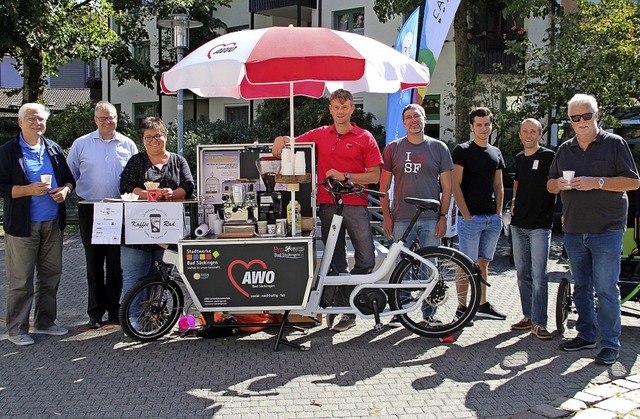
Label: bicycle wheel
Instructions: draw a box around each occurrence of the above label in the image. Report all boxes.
[555,277,572,334]
[119,275,184,342]
[388,246,481,338]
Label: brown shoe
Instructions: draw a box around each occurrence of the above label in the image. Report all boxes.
[511,318,532,330]
[531,325,552,340]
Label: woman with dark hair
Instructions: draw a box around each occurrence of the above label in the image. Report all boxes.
[119,117,195,297]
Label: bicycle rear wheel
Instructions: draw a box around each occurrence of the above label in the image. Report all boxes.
[388,246,481,338]
[119,275,184,342]
[555,277,572,334]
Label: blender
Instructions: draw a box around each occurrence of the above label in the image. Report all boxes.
[255,156,284,221]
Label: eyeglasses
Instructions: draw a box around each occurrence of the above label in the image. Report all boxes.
[403,114,424,121]
[26,116,47,124]
[95,116,116,122]
[569,112,594,122]
[143,134,165,142]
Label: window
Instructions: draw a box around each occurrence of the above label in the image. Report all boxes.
[334,8,365,35]
[134,102,158,126]
[422,95,441,121]
[225,105,249,123]
[133,41,150,67]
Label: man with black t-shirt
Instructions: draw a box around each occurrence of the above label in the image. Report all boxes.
[452,107,506,321]
[509,119,556,340]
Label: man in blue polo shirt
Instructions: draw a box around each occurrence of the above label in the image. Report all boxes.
[0,103,76,346]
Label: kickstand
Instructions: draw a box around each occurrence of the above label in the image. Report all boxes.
[273,310,309,351]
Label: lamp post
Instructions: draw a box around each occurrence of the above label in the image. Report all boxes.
[158,8,202,156]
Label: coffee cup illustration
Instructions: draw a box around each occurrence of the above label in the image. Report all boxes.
[150,213,161,233]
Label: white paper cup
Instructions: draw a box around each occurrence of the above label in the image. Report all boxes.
[257,221,268,234]
[562,171,575,181]
[212,220,224,235]
[40,174,52,187]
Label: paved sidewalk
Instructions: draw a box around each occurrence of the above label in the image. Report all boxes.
[0,232,639,418]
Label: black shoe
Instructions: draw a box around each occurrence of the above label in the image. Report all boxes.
[455,305,474,327]
[85,319,102,329]
[102,318,120,326]
[595,348,619,365]
[559,336,597,352]
[388,315,402,328]
[475,302,507,320]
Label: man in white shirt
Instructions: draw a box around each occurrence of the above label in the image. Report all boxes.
[67,101,138,329]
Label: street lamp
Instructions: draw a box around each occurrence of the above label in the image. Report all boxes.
[158,8,202,156]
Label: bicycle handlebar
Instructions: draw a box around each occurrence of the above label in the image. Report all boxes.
[322,177,386,199]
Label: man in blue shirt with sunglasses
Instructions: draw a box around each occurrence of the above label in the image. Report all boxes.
[548,93,640,365]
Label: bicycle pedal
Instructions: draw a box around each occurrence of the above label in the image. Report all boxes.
[373,323,385,332]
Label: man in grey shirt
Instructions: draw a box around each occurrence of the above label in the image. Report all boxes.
[548,93,639,365]
[67,101,138,329]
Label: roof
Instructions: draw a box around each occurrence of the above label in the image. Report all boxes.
[0,88,91,114]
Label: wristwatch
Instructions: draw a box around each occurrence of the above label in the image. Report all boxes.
[344,172,351,181]
[598,177,604,189]
[439,213,448,219]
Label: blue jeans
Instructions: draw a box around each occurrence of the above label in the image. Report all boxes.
[564,231,623,350]
[394,218,439,318]
[510,226,551,327]
[457,214,502,262]
[120,246,165,300]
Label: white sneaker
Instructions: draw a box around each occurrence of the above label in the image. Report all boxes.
[423,316,444,327]
[33,325,68,336]
[8,334,35,346]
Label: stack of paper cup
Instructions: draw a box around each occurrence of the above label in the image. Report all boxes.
[281,148,293,175]
[294,151,306,175]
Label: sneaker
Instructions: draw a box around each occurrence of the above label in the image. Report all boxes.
[455,305,474,327]
[475,302,507,320]
[325,314,337,328]
[8,334,34,346]
[531,325,552,340]
[332,315,356,332]
[388,315,402,328]
[595,348,619,365]
[33,325,68,336]
[511,318,533,330]
[559,336,597,352]
[423,316,443,327]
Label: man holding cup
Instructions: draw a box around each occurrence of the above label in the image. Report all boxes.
[0,103,75,345]
[548,94,640,364]
[67,101,138,329]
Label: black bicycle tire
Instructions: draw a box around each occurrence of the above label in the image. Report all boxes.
[389,246,481,338]
[555,277,571,334]
[119,275,184,342]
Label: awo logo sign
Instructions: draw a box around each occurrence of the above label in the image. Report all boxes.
[227,259,276,298]
[207,42,238,58]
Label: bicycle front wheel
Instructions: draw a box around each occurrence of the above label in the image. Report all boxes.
[555,277,572,334]
[119,275,184,342]
[389,246,481,338]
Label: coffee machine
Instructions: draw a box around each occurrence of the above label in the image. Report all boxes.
[220,179,258,223]
[255,157,284,221]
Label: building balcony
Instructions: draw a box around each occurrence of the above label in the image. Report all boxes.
[249,0,317,21]
[468,30,524,74]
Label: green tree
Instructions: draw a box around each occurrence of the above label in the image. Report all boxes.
[511,0,640,132]
[0,0,230,104]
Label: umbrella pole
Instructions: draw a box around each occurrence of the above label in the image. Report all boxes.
[289,82,298,236]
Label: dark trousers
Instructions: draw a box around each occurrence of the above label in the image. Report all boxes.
[78,203,123,321]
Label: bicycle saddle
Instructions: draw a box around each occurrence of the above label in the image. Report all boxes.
[404,197,440,212]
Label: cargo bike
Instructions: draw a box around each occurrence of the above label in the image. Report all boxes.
[119,144,483,350]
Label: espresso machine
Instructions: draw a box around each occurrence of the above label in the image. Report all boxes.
[220,179,258,223]
[255,156,284,221]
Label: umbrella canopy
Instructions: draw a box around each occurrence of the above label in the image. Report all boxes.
[160,25,430,99]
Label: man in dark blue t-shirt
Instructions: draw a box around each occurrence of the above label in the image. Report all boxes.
[509,118,556,340]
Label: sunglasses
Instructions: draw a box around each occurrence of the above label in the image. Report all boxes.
[569,112,595,122]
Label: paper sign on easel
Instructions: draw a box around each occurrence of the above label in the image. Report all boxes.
[91,202,123,245]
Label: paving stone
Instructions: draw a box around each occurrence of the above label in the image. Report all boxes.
[571,407,617,419]
[624,390,640,404]
[584,383,628,399]
[529,404,570,418]
[627,375,640,384]
[595,396,640,414]
[556,398,588,412]
[615,379,640,391]
[573,391,606,405]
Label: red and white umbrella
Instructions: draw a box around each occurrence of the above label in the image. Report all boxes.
[160,25,430,235]
[160,25,430,100]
